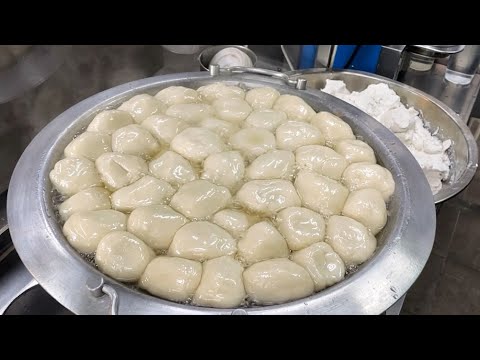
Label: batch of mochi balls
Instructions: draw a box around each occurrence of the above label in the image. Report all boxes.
[49,82,395,308]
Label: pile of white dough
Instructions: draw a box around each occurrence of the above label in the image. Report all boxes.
[49,82,395,308]
[322,80,452,195]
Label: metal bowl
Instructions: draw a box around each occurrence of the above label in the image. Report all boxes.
[7,71,436,315]
[287,68,479,204]
[198,45,257,71]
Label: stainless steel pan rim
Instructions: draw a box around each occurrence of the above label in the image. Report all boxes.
[7,71,436,315]
[286,68,479,204]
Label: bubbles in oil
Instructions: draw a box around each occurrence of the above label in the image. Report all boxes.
[80,252,97,266]
[51,189,66,207]
[345,264,359,276]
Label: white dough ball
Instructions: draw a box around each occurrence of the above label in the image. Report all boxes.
[127,205,188,250]
[111,175,175,213]
[199,117,239,141]
[154,86,200,106]
[118,94,166,124]
[294,170,349,217]
[170,180,231,219]
[342,163,395,201]
[168,221,237,261]
[165,103,215,123]
[291,242,345,291]
[342,188,387,235]
[310,112,355,146]
[295,145,348,181]
[245,150,295,181]
[236,180,301,215]
[95,231,155,282]
[276,206,325,251]
[170,127,225,163]
[334,139,376,164]
[111,124,161,160]
[197,83,245,103]
[149,151,197,187]
[229,128,276,161]
[63,210,127,253]
[276,121,325,151]
[213,97,252,123]
[95,152,149,192]
[273,94,315,122]
[237,221,289,265]
[212,209,250,238]
[243,258,314,305]
[141,114,188,145]
[201,151,245,191]
[193,256,245,308]
[58,187,111,221]
[245,87,280,110]
[50,157,103,197]
[64,132,112,162]
[326,215,377,266]
[87,110,134,135]
[140,256,202,302]
[245,109,287,132]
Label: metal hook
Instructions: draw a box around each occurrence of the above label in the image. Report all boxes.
[86,277,119,315]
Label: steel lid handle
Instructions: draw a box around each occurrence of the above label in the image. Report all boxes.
[209,64,307,90]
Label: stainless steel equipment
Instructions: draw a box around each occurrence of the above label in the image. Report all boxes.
[198,45,257,71]
[287,68,478,204]
[376,45,465,80]
[7,69,436,315]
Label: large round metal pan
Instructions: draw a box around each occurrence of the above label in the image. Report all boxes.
[7,71,436,314]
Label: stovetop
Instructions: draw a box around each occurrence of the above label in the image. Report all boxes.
[0,248,72,315]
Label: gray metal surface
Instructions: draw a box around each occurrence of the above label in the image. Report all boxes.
[0,192,12,262]
[0,251,38,315]
[0,45,71,104]
[7,71,436,315]
[287,68,479,204]
[400,63,480,123]
[0,192,7,236]
[385,294,406,315]
[376,45,407,80]
[0,45,165,194]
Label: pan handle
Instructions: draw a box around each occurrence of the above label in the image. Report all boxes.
[86,277,119,315]
[209,64,307,90]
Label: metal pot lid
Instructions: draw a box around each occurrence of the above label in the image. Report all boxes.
[7,71,436,315]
